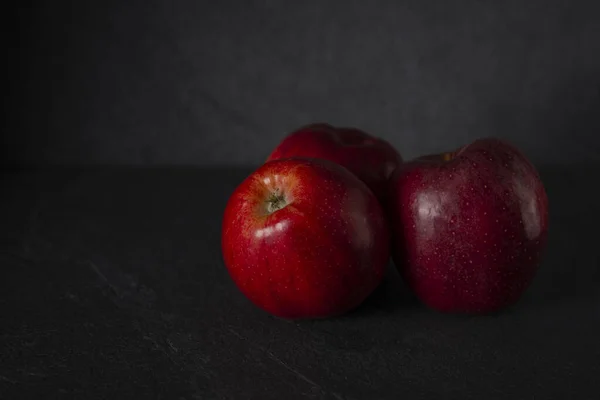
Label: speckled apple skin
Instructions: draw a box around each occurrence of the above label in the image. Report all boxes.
[388,138,549,314]
[222,158,390,319]
[266,123,402,203]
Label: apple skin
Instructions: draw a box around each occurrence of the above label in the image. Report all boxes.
[221,157,390,319]
[266,123,402,203]
[388,138,549,314]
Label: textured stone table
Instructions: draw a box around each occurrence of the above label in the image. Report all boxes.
[1,166,598,399]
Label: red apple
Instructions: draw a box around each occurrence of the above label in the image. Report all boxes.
[266,123,402,203]
[388,138,549,314]
[221,157,390,319]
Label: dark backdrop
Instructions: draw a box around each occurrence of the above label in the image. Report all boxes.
[6,0,600,166]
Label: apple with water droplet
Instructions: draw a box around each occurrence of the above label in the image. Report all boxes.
[267,123,402,203]
[387,138,549,313]
[222,158,390,318]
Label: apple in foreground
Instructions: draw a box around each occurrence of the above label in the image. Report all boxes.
[388,138,549,313]
[222,158,390,319]
[266,123,402,203]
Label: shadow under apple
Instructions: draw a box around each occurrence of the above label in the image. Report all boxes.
[346,262,422,318]
[518,163,600,309]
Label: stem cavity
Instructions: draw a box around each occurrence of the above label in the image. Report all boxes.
[266,189,287,214]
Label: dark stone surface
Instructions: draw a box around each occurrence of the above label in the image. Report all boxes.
[1,167,599,399]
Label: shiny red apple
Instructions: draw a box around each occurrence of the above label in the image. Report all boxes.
[222,157,390,319]
[266,123,402,203]
[388,138,549,314]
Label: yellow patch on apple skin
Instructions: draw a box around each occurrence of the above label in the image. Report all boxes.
[261,166,303,194]
[259,164,308,206]
[235,180,268,241]
[233,163,308,241]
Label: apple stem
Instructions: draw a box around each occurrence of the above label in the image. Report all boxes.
[266,190,287,213]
